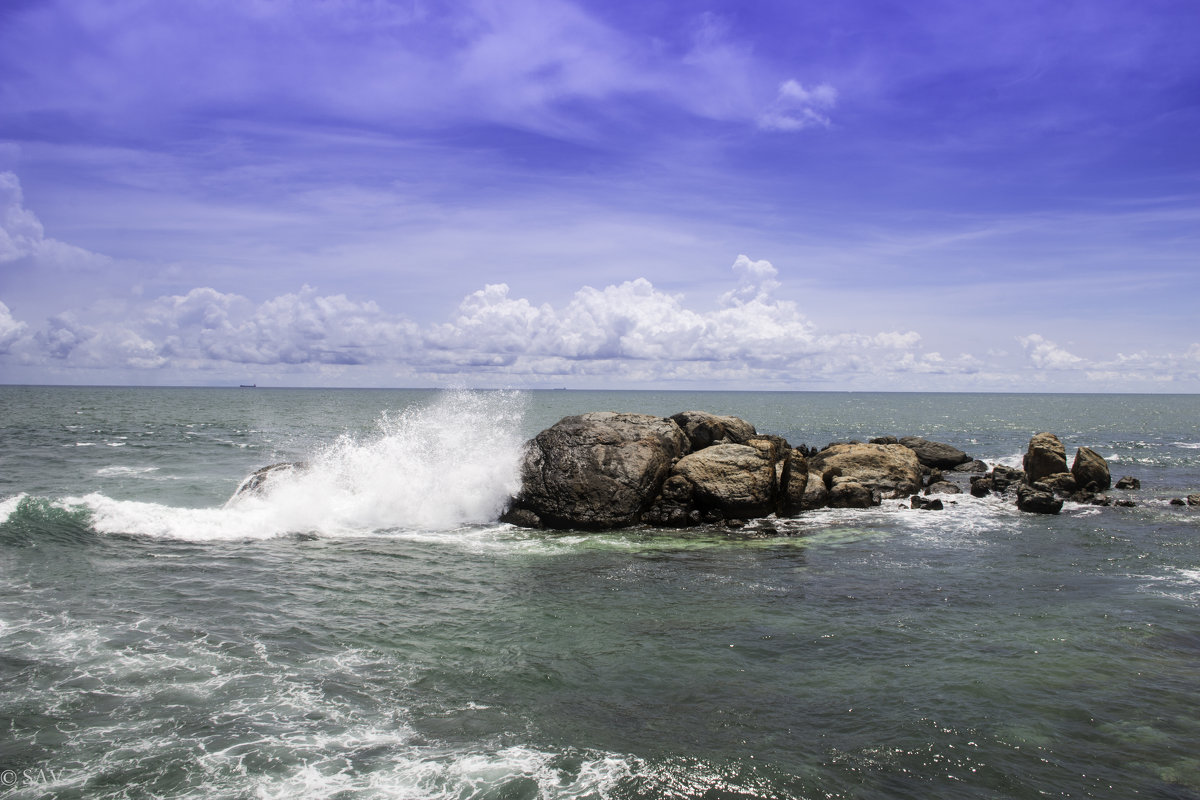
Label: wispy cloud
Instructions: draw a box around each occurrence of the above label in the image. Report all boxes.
[758,79,838,131]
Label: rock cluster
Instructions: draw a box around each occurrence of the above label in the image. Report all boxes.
[968,432,1124,514]
[501,411,995,529]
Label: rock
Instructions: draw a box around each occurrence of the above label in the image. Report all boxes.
[1189,494,1200,506]
[1023,433,1067,483]
[990,465,1025,493]
[953,459,989,473]
[1170,498,1185,506]
[1037,472,1077,495]
[969,475,993,497]
[925,468,945,486]
[1016,484,1063,514]
[506,412,688,530]
[911,495,944,510]
[924,481,961,495]
[1091,495,1112,507]
[232,461,307,498]
[1115,476,1140,490]
[668,411,757,451]
[782,448,810,514]
[1114,499,1137,507]
[1071,447,1111,491]
[899,437,973,469]
[808,442,923,499]
[499,508,543,529]
[642,474,703,527]
[801,470,830,510]
[671,440,780,519]
[828,477,879,508]
[869,436,898,445]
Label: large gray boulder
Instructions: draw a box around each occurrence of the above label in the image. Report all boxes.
[1071,447,1111,491]
[669,411,757,450]
[503,412,688,529]
[808,442,923,498]
[898,437,972,470]
[1024,433,1067,483]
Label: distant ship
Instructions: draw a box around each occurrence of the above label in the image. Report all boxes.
[239,384,256,388]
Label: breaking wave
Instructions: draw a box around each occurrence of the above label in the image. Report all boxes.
[1,391,527,542]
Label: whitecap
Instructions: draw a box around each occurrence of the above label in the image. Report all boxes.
[76,390,528,542]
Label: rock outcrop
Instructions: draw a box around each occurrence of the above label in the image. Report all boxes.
[502,412,688,530]
[808,442,923,499]
[1023,433,1068,483]
[493,414,1141,530]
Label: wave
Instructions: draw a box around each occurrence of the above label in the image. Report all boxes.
[2,391,528,543]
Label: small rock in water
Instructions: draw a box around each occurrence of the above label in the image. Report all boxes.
[1187,493,1200,506]
[911,495,944,511]
[1169,497,1185,506]
[1115,476,1141,490]
[1016,484,1063,514]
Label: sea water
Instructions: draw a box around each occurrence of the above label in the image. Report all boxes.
[1,386,1198,799]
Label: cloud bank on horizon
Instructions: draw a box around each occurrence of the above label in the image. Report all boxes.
[0,0,1197,390]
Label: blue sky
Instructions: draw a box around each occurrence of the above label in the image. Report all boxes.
[1,0,1197,390]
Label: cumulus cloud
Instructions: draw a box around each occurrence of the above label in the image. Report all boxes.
[423,256,925,380]
[758,79,838,131]
[0,300,30,353]
[145,286,419,366]
[2,255,950,385]
[1019,333,1085,369]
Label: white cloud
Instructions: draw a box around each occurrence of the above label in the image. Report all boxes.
[0,300,29,353]
[1019,333,1085,369]
[0,172,47,263]
[758,79,838,131]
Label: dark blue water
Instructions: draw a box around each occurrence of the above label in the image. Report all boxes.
[1,387,1198,798]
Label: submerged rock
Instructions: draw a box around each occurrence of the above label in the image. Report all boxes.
[911,495,944,510]
[1189,494,1200,507]
[232,461,307,498]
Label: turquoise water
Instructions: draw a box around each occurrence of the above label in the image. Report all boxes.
[1,387,1198,798]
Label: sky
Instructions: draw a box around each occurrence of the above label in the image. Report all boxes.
[1,0,1198,391]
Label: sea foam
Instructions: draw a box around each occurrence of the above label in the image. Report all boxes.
[70,390,528,542]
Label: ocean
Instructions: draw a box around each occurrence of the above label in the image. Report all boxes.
[1,386,1198,799]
